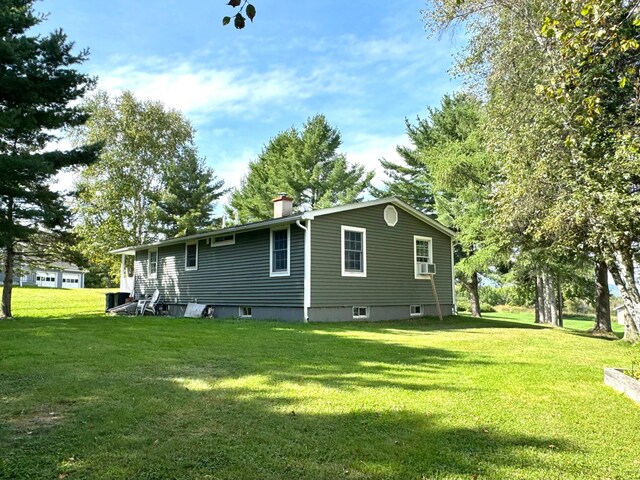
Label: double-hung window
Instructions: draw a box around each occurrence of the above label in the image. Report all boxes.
[185,242,198,271]
[148,248,158,278]
[414,235,434,278]
[270,227,290,276]
[341,226,366,277]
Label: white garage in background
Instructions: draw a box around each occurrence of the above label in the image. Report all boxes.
[62,273,81,288]
[6,262,86,289]
[35,271,58,288]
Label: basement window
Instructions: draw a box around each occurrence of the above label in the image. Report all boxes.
[239,306,252,318]
[410,305,423,316]
[352,306,369,319]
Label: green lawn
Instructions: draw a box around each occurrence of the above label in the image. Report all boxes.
[1,288,638,479]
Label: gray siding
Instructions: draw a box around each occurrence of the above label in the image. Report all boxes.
[310,204,453,308]
[135,223,304,307]
[308,305,455,322]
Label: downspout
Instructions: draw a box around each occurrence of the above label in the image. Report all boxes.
[120,254,126,292]
[296,219,311,323]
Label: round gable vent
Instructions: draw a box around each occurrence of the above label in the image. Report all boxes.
[384,205,398,227]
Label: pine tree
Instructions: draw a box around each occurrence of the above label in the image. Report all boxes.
[229,115,374,222]
[154,151,226,237]
[373,117,437,212]
[0,0,98,318]
[377,93,496,317]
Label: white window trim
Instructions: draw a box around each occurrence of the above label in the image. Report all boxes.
[148,248,158,279]
[211,234,235,247]
[352,306,369,319]
[341,225,367,277]
[270,226,290,277]
[239,306,252,318]
[414,235,433,280]
[410,304,423,317]
[185,241,198,271]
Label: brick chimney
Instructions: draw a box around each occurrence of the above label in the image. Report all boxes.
[272,193,293,218]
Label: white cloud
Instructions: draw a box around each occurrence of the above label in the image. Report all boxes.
[95,58,359,126]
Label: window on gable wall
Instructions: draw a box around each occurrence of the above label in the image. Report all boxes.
[342,226,366,277]
[414,236,435,278]
[185,242,198,271]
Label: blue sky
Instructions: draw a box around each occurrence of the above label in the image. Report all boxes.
[40,0,462,198]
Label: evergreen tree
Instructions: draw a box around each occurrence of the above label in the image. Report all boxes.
[0,0,98,318]
[378,93,497,317]
[154,151,226,237]
[229,115,374,222]
[372,116,436,212]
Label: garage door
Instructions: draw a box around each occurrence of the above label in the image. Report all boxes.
[62,273,81,289]
[35,271,57,288]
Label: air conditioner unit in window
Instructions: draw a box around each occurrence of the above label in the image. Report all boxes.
[418,262,436,275]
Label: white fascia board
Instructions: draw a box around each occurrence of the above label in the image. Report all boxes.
[109,216,302,255]
[301,197,456,238]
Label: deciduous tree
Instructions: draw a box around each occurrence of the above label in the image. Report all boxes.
[73,91,222,281]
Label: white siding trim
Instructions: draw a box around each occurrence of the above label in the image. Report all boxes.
[304,220,311,322]
[269,225,290,277]
[341,225,367,278]
[451,237,457,314]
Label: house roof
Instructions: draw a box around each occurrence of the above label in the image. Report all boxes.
[110,197,455,255]
[110,215,304,255]
[48,262,84,273]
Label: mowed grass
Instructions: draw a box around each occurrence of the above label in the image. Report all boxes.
[1,288,639,479]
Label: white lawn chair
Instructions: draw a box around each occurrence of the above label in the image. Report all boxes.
[135,289,161,316]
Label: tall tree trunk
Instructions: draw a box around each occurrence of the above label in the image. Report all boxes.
[556,277,563,328]
[607,246,640,342]
[542,272,562,327]
[535,274,544,324]
[623,309,640,343]
[542,272,555,325]
[593,260,612,334]
[1,195,14,319]
[463,272,482,318]
[1,245,14,318]
[537,272,562,326]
